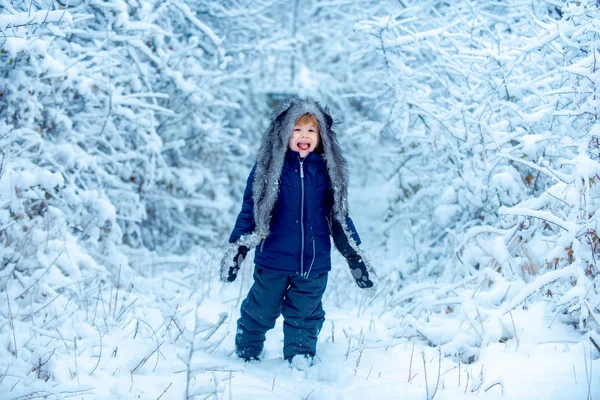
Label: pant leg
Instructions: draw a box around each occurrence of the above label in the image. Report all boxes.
[236,266,289,359]
[281,272,328,361]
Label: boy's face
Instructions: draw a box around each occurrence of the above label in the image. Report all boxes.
[289,120,320,158]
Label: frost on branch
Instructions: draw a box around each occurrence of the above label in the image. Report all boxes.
[361,0,600,362]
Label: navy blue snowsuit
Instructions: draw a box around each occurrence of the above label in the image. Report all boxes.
[229,150,361,360]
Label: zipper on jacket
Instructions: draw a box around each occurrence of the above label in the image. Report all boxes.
[304,238,316,278]
[299,157,305,277]
[260,238,265,252]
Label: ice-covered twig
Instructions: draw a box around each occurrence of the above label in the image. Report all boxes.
[132,318,161,371]
[502,267,575,314]
[202,312,228,341]
[170,1,223,47]
[156,382,173,400]
[0,10,72,31]
[430,347,442,400]
[112,264,121,320]
[131,341,164,374]
[14,248,65,300]
[408,343,415,382]
[422,352,430,400]
[496,153,572,183]
[90,322,102,375]
[113,97,176,116]
[499,206,576,232]
[11,387,95,400]
[4,286,17,358]
[509,311,520,349]
[74,336,80,385]
[590,337,600,354]
[185,302,200,400]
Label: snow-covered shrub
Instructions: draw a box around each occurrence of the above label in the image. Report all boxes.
[0,0,263,394]
[348,0,600,361]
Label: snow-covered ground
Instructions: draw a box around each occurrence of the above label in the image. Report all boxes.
[2,161,598,400]
[2,1,600,399]
[4,261,597,400]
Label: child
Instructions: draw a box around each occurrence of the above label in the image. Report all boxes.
[220,97,375,364]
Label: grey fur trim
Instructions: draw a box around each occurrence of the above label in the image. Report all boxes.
[219,233,262,281]
[252,97,350,239]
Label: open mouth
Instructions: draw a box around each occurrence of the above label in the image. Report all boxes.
[297,142,311,151]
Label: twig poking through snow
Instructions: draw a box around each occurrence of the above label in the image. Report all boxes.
[74,336,80,385]
[14,248,65,300]
[355,345,365,375]
[432,347,441,399]
[485,382,504,393]
[90,322,102,375]
[585,342,593,400]
[422,352,430,400]
[331,320,335,343]
[6,287,17,357]
[185,302,200,400]
[156,382,172,400]
[408,343,415,382]
[203,312,228,341]
[131,342,164,374]
[589,337,600,355]
[113,264,121,320]
[509,311,520,349]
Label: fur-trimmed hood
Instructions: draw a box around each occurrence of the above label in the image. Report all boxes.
[253,98,349,237]
[221,97,375,281]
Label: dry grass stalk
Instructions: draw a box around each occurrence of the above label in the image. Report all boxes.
[422,352,430,400]
[485,382,504,393]
[113,264,121,320]
[74,336,80,385]
[5,287,18,357]
[156,382,173,400]
[509,311,520,349]
[408,343,415,382]
[90,322,103,375]
[354,345,365,375]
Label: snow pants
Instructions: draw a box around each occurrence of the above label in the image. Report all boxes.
[235,266,328,361]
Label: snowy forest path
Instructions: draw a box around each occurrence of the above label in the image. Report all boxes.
[172,276,600,400]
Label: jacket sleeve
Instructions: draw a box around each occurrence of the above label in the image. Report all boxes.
[330,214,361,258]
[228,165,256,243]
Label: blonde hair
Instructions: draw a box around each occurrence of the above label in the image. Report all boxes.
[295,113,319,131]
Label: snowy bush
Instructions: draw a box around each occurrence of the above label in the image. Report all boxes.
[0,0,262,395]
[345,0,600,362]
[1,0,599,397]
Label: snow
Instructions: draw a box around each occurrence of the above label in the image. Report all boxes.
[0,10,72,31]
[434,204,461,227]
[4,38,29,56]
[2,0,600,399]
[3,268,595,399]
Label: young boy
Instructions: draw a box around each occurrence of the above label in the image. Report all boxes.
[220,97,375,364]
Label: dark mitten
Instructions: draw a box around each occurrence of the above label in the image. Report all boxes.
[222,246,248,282]
[346,253,374,289]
